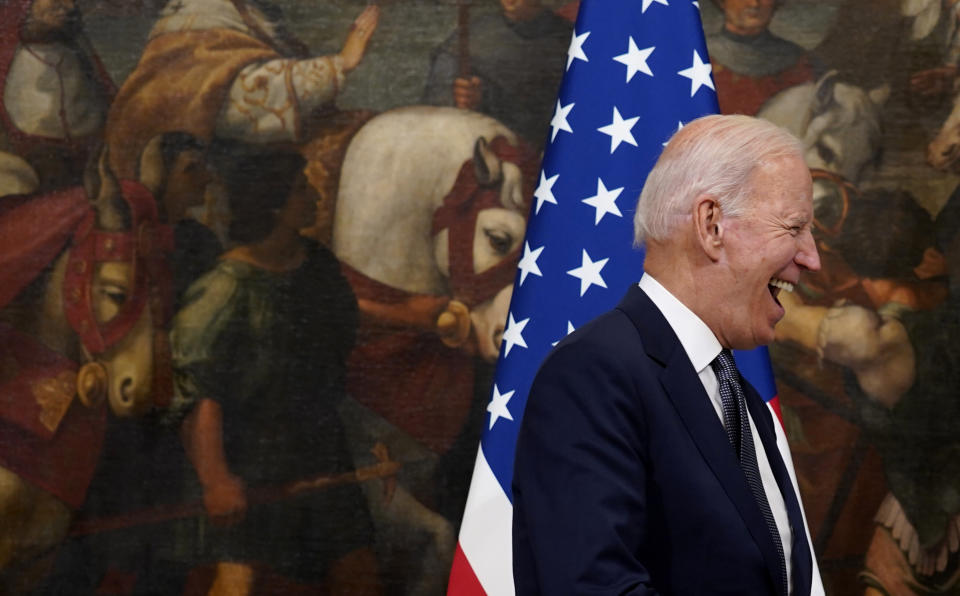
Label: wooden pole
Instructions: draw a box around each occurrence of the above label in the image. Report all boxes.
[69,444,400,537]
[457,0,471,78]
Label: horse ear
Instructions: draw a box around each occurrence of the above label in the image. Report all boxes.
[138,134,166,197]
[868,83,891,108]
[812,70,840,115]
[473,137,502,186]
[83,144,102,204]
[88,147,129,231]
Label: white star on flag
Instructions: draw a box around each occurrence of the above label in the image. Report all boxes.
[550,101,575,142]
[597,107,639,154]
[613,37,654,82]
[677,49,715,97]
[582,178,624,225]
[517,242,544,285]
[567,30,590,70]
[567,249,609,296]
[534,171,559,213]
[642,0,669,12]
[552,321,577,346]
[502,313,529,357]
[486,384,515,430]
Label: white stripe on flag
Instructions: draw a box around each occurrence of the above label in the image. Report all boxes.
[458,448,515,596]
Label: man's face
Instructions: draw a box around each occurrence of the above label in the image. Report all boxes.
[711,155,820,350]
[21,0,81,42]
[164,149,211,213]
[279,174,319,233]
[722,0,775,36]
[500,0,542,22]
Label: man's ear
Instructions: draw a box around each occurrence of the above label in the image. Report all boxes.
[694,195,724,260]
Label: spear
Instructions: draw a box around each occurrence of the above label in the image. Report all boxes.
[458,0,471,78]
[69,443,400,537]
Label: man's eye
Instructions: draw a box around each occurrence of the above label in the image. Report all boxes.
[816,142,836,164]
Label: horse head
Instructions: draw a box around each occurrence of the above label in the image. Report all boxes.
[432,136,536,362]
[759,71,889,236]
[69,149,173,417]
[332,107,539,362]
[801,72,889,184]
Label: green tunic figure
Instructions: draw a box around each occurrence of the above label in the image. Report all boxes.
[172,145,378,594]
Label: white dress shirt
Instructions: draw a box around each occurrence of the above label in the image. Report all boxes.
[639,273,795,594]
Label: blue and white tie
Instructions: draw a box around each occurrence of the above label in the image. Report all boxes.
[712,349,788,596]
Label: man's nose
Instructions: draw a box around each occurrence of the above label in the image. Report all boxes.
[796,231,821,272]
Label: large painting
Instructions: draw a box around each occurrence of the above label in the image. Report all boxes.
[0,0,958,594]
[0,0,569,593]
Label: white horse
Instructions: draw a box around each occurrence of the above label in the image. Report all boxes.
[0,157,166,592]
[332,105,533,595]
[759,70,890,218]
[334,105,530,361]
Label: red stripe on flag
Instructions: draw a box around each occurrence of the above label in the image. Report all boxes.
[447,542,487,596]
[767,394,783,428]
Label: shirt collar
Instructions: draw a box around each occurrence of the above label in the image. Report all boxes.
[639,273,722,374]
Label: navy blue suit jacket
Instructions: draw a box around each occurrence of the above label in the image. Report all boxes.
[512,285,813,595]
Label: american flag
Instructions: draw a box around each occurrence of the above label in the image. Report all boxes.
[447,1,812,593]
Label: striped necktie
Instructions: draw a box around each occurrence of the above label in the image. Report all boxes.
[712,349,788,596]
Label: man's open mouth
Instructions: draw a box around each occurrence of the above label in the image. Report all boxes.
[768,278,794,305]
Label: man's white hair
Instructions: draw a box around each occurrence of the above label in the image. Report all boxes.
[633,114,804,245]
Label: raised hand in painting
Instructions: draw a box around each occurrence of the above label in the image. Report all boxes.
[340,5,380,72]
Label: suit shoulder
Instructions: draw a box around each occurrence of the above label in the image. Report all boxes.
[532,306,648,399]
[550,307,642,359]
[521,306,655,459]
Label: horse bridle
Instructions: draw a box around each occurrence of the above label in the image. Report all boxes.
[63,180,174,408]
[431,136,538,308]
[809,168,855,238]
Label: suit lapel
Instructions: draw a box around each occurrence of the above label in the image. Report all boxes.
[616,285,785,593]
[743,381,814,596]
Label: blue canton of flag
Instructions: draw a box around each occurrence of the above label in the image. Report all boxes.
[449,1,786,593]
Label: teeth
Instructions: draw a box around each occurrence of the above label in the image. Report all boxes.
[769,279,794,293]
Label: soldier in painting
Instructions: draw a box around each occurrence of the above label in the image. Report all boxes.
[422,0,572,147]
[171,144,379,595]
[0,0,115,191]
[706,0,819,115]
[105,0,379,179]
[136,132,222,312]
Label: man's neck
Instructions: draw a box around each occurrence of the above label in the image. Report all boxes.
[644,242,691,299]
[723,24,766,38]
[644,242,719,336]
